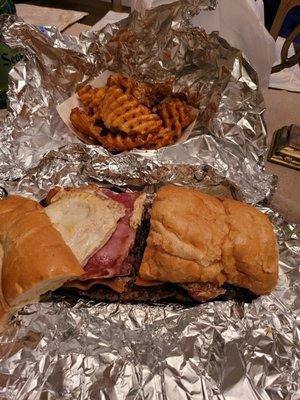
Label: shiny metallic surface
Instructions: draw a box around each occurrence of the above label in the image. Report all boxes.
[0,195,298,399]
[0,0,273,202]
[0,1,299,398]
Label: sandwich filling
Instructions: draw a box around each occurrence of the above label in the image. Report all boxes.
[83,190,140,279]
[45,184,278,302]
[45,187,145,293]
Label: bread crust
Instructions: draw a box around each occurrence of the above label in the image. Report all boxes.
[0,196,83,311]
[139,185,279,295]
[130,193,146,229]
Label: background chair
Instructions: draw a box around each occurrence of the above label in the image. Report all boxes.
[111,0,123,12]
[268,0,300,72]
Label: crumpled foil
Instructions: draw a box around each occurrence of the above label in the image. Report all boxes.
[0,1,298,398]
[0,0,274,203]
[0,146,299,400]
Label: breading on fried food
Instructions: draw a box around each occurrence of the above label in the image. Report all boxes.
[101,86,163,135]
[155,97,192,138]
[70,107,102,143]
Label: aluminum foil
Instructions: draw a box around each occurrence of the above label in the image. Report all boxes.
[0,160,299,400]
[0,1,298,398]
[0,0,274,202]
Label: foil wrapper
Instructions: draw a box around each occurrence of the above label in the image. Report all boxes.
[0,2,298,398]
[0,150,299,400]
[0,0,274,202]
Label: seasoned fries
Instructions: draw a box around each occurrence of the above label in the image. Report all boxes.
[70,73,193,152]
[70,108,102,143]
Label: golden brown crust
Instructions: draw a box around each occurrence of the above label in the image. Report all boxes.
[70,74,193,151]
[0,196,83,311]
[139,185,279,295]
[155,97,192,138]
[221,198,279,294]
[70,107,102,143]
[94,128,175,152]
[101,86,163,135]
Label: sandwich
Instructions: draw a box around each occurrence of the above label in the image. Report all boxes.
[0,195,83,323]
[0,184,278,326]
[0,186,146,325]
[136,185,279,301]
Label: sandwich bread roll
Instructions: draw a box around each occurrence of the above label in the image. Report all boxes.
[139,185,279,296]
[0,196,83,324]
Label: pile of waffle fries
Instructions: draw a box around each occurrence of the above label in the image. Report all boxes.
[70,74,193,151]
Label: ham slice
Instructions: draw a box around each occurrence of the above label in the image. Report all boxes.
[102,189,140,210]
[82,190,141,281]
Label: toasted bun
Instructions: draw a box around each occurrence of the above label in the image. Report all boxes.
[45,187,126,264]
[0,196,84,325]
[139,185,279,295]
[130,193,147,229]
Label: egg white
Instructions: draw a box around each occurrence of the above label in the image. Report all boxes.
[45,192,125,265]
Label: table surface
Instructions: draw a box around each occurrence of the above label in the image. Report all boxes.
[263,89,300,223]
[2,6,300,224]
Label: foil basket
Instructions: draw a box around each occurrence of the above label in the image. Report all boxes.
[0,0,273,202]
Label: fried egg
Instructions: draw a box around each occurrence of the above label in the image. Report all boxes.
[45,192,125,265]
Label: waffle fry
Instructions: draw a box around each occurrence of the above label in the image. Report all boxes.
[69,74,193,152]
[145,127,177,149]
[89,87,107,114]
[70,107,102,142]
[107,73,171,108]
[94,126,177,152]
[97,131,149,152]
[77,85,97,112]
[107,74,133,92]
[101,86,163,135]
[77,85,107,117]
[155,98,192,138]
[100,86,124,119]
